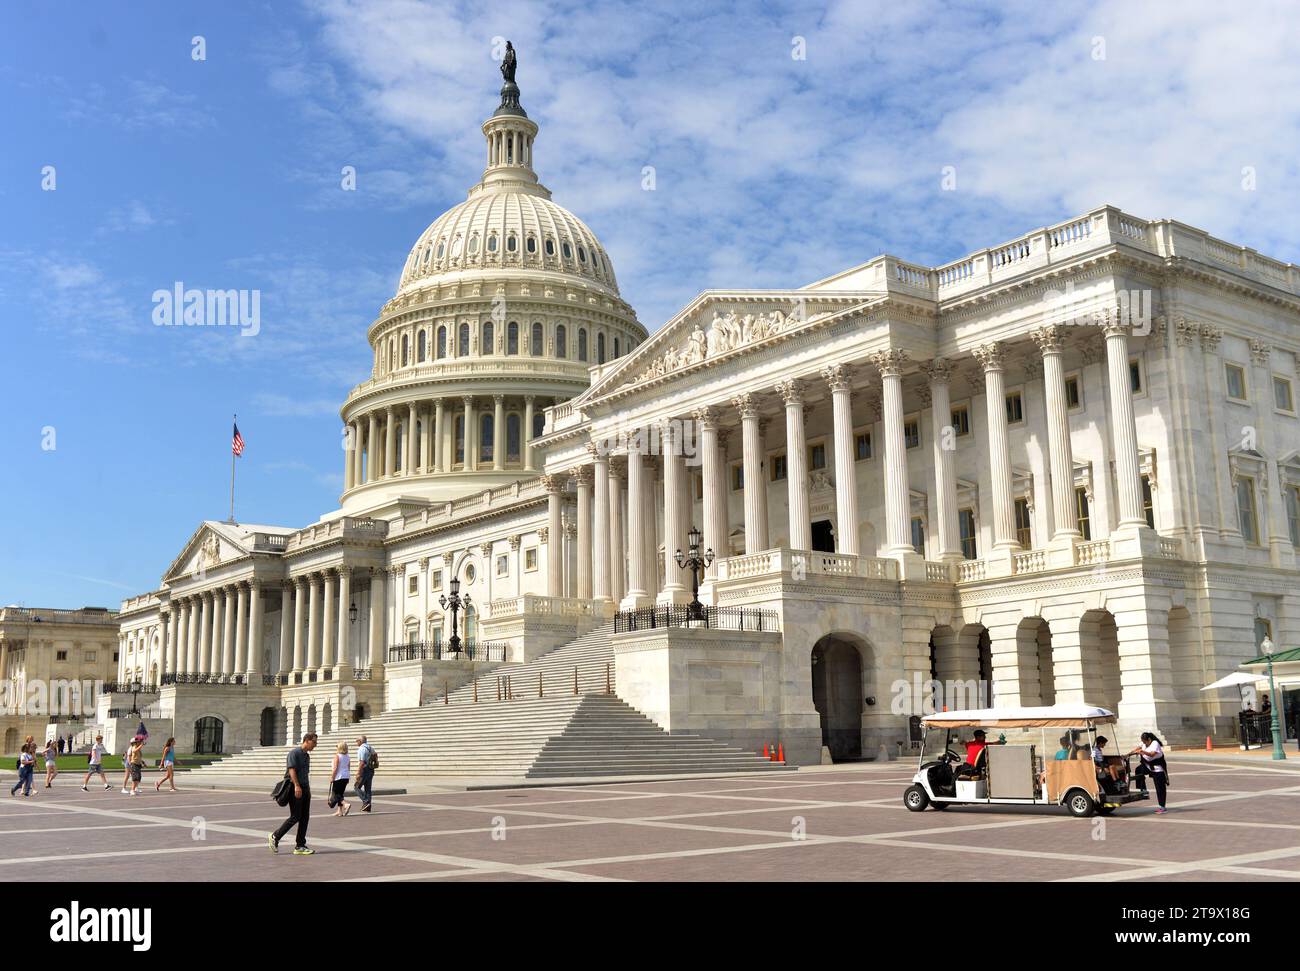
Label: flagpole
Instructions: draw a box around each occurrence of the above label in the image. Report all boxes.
[229,413,237,524]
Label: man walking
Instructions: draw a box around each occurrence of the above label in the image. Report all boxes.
[82,734,112,791]
[270,733,317,856]
[355,734,377,813]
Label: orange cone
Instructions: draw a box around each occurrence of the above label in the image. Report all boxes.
[777,743,785,763]
[762,743,769,759]
[1206,735,1213,751]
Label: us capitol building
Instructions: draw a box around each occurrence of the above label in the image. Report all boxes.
[108,52,1300,767]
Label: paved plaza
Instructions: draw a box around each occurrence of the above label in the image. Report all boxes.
[2,757,1298,882]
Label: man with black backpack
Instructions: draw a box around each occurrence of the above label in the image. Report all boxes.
[269,733,318,855]
[355,734,377,813]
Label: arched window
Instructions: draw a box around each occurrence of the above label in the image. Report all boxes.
[507,322,519,355]
[401,334,409,366]
[436,325,447,359]
[562,241,572,260]
[480,413,494,464]
[544,238,555,257]
[578,246,587,264]
[507,413,522,462]
[451,234,463,258]
[613,337,620,358]
[531,322,544,356]
[533,411,546,439]
[555,324,567,359]
[458,322,470,356]
[468,234,479,255]
[487,234,498,253]
[578,328,588,362]
[417,329,427,362]
[482,321,494,355]
[597,332,606,364]
[435,239,445,260]
[454,415,465,465]
[526,235,537,255]
[506,234,518,253]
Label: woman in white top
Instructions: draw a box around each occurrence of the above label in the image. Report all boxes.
[1128,732,1170,813]
[43,740,59,788]
[328,742,352,817]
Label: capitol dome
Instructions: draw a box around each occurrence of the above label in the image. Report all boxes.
[337,47,645,517]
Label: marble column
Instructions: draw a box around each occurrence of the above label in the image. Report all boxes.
[732,394,769,554]
[384,407,397,478]
[524,395,536,470]
[922,359,962,559]
[823,365,860,556]
[419,405,432,473]
[543,475,565,597]
[660,421,688,600]
[176,601,190,674]
[354,421,364,488]
[306,573,322,671]
[405,402,417,475]
[463,396,476,471]
[344,422,356,491]
[975,342,1018,549]
[207,591,222,675]
[493,395,505,471]
[159,611,172,678]
[247,581,263,678]
[291,577,306,676]
[367,413,379,483]
[198,592,212,674]
[774,384,811,551]
[278,584,292,677]
[610,458,625,602]
[1032,326,1081,541]
[1102,317,1146,529]
[234,582,248,675]
[575,465,593,599]
[336,569,351,670]
[623,442,651,607]
[590,446,612,602]
[434,398,446,473]
[369,568,386,670]
[872,349,914,555]
[692,406,725,576]
[321,569,335,672]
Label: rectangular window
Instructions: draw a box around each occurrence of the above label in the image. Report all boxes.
[1237,476,1259,544]
[910,517,925,556]
[1274,375,1295,413]
[56,650,68,662]
[808,442,827,471]
[770,453,787,482]
[1014,497,1032,547]
[1225,363,1247,401]
[1129,357,1143,394]
[854,431,872,460]
[496,554,509,577]
[731,464,744,491]
[113,652,119,663]
[525,548,538,571]
[1064,375,1082,410]
[903,419,921,449]
[408,575,419,596]
[1005,392,1024,425]
[950,406,970,437]
[85,651,96,662]
[694,474,705,500]
[1141,475,1155,529]
[1287,486,1300,547]
[431,569,443,591]
[1075,487,1091,541]
[959,508,977,560]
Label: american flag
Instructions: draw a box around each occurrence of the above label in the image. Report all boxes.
[232,422,245,457]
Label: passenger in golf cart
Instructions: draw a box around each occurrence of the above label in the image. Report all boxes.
[903,705,1148,817]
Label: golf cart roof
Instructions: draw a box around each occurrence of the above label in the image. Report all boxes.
[921,705,1116,728]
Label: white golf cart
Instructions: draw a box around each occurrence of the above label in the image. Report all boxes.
[902,704,1148,817]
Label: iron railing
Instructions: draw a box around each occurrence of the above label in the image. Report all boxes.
[263,674,289,687]
[353,668,373,681]
[103,682,158,694]
[613,604,780,634]
[160,673,248,686]
[387,641,508,663]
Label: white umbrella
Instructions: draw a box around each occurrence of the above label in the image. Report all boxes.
[1200,671,1264,691]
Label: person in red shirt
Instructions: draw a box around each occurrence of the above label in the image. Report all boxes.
[961,729,1003,774]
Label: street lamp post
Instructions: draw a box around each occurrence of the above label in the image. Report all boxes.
[440,577,472,657]
[674,525,714,623]
[128,681,143,717]
[1261,637,1287,761]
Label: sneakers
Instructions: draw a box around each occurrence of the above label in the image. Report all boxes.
[130,790,139,796]
[292,846,315,856]
[103,784,112,790]
[120,788,129,794]
[81,785,88,792]
[1155,807,1168,814]
[268,833,279,854]
[361,804,371,813]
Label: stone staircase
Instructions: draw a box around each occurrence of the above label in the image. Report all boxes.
[182,625,789,782]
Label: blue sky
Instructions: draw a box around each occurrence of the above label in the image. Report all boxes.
[2,0,1297,608]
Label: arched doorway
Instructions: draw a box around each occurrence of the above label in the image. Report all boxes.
[259,707,277,747]
[1078,609,1123,712]
[291,706,302,743]
[353,703,368,723]
[930,624,986,711]
[306,704,318,736]
[811,634,865,760]
[322,703,333,735]
[3,728,17,753]
[193,716,224,754]
[1015,617,1054,706]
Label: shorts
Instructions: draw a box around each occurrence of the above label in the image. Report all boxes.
[129,764,142,782]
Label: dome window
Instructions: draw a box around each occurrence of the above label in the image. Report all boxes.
[544,238,555,257]
[417,330,427,362]
[435,240,445,260]
[526,235,537,254]
[507,321,519,356]
[506,234,518,253]
[578,246,587,263]
[482,321,494,355]
[562,241,572,260]
[451,235,463,257]
[597,332,606,364]
[578,328,588,362]
[468,235,479,255]
[555,324,567,359]
[613,337,620,358]
[436,325,447,359]
[531,322,543,356]
[458,322,470,356]
[487,235,498,253]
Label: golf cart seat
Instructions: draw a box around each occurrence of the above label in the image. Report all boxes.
[955,745,987,780]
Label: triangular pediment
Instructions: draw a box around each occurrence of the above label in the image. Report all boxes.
[161,520,294,585]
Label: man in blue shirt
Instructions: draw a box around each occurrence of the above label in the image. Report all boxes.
[355,734,376,813]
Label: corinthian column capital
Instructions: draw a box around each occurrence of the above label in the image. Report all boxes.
[774,380,802,406]
[820,363,853,392]
[869,349,909,377]
[920,358,954,385]
[972,342,1005,372]
[1031,325,1065,355]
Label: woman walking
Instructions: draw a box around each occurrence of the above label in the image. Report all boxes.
[43,739,59,788]
[154,738,177,792]
[10,743,36,797]
[1129,732,1171,813]
[327,742,352,817]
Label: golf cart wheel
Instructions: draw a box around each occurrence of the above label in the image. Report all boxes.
[1066,790,1096,818]
[904,784,930,812]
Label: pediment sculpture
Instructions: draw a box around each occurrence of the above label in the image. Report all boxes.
[625,308,797,387]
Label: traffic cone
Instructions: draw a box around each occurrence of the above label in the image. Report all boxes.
[777,743,785,763]
[762,743,769,759]
[1206,735,1212,751]
[769,743,777,762]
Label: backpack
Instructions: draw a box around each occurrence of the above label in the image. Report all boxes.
[366,746,379,770]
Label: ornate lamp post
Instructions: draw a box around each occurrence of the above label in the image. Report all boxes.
[349,601,358,625]
[1261,637,1287,760]
[128,680,143,717]
[674,525,714,622]
[440,577,472,657]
